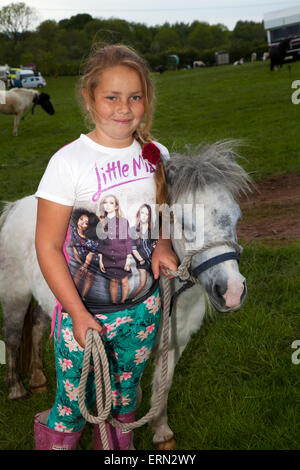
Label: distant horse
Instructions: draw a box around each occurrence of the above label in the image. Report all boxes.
[153,65,166,74]
[269,38,291,71]
[0,89,54,136]
[0,141,251,449]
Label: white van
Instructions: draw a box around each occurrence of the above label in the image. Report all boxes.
[13,69,34,87]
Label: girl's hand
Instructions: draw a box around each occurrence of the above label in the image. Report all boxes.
[124,261,131,271]
[72,312,103,349]
[80,264,88,274]
[99,261,106,273]
[152,240,178,279]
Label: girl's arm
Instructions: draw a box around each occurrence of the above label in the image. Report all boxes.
[35,198,102,348]
[124,254,132,271]
[132,249,145,263]
[99,253,106,272]
[80,251,93,272]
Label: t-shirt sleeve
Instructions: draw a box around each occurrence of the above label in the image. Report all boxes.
[35,152,76,206]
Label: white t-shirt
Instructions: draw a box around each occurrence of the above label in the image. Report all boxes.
[35,134,169,313]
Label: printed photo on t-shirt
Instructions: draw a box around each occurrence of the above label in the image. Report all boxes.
[65,198,158,311]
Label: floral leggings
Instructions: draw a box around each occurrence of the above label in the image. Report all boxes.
[47,288,162,433]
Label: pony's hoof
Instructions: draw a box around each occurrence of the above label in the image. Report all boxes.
[8,383,27,400]
[156,438,176,450]
[30,383,47,394]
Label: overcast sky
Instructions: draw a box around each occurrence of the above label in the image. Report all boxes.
[1,0,299,30]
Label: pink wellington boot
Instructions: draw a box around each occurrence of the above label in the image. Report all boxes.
[34,410,84,450]
[93,410,135,450]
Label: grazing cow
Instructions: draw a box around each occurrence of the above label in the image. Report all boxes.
[269,38,291,71]
[0,88,55,136]
[251,52,257,62]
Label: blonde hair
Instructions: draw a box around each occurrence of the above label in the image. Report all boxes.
[98,194,122,219]
[79,43,155,146]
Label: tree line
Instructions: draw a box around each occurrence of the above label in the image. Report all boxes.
[0,2,268,75]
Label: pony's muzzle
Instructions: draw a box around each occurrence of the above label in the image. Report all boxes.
[211,279,247,313]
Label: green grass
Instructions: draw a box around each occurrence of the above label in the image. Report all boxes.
[153,62,300,178]
[0,62,300,450]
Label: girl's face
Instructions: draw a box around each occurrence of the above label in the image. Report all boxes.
[78,215,89,231]
[140,207,149,224]
[103,196,117,215]
[84,65,145,148]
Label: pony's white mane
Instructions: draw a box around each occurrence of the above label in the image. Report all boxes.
[165,140,252,203]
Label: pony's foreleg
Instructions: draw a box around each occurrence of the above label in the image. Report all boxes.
[150,346,185,450]
[29,304,50,393]
[2,295,31,399]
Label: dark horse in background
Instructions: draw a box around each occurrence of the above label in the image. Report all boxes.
[269,38,291,71]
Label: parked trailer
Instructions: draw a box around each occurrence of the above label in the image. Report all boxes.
[215,51,230,66]
[264,6,300,60]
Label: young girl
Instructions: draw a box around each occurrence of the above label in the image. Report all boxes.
[34,44,178,451]
[70,209,99,300]
[131,204,157,299]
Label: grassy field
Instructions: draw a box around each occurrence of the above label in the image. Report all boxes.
[0,61,300,450]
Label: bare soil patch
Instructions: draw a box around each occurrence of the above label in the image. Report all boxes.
[237,173,300,243]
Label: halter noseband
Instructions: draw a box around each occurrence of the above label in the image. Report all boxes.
[167,240,243,315]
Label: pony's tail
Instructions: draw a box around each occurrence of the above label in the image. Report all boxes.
[17,299,35,377]
[155,162,168,205]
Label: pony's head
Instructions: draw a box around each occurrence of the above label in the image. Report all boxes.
[159,140,252,313]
